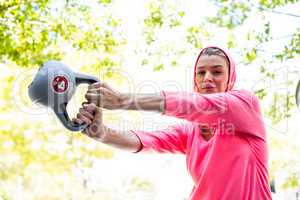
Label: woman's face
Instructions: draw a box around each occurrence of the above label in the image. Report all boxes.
[195,55,229,94]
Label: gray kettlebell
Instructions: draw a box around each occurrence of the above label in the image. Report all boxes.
[28,60,99,131]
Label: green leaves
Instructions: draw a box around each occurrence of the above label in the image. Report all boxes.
[0,0,125,67]
[153,63,164,71]
[254,88,267,99]
[98,0,112,6]
[186,26,208,49]
[0,0,55,66]
[259,0,299,9]
[245,48,257,63]
[208,1,250,29]
[142,0,186,44]
[144,9,164,28]
[144,0,164,28]
[282,29,300,59]
[266,93,295,124]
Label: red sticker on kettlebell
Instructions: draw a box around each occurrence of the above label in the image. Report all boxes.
[52,76,69,93]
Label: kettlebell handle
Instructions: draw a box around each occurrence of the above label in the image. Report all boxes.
[75,73,99,85]
[58,73,99,131]
[54,103,88,131]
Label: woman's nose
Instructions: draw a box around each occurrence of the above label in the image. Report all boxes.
[203,72,213,82]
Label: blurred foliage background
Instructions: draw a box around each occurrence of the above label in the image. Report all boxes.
[0,0,300,199]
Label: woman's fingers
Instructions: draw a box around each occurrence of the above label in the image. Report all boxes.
[75,104,99,125]
[88,82,101,90]
[85,92,98,100]
[93,106,103,124]
[87,88,100,94]
[72,117,83,125]
[76,113,92,125]
[85,82,123,110]
[79,108,94,119]
[88,87,109,94]
[85,93,101,106]
[81,102,97,113]
[88,82,112,90]
[75,103,105,140]
[85,106,104,138]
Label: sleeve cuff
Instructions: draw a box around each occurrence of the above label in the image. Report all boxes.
[161,91,182,117]
[131,130,144,153]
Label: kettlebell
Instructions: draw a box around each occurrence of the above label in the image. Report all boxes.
[28,60,99,131]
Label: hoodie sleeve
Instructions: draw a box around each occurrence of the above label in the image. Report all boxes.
[162,90,266,140]
[131,123,190,154]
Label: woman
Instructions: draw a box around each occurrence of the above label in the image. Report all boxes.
[73,46,272,200]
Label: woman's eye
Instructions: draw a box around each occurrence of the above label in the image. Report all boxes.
[198,71,206,75]
[213,71,222,75]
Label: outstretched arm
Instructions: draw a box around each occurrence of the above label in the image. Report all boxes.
[85,82,265,139]
[74,102,188,154]
[73,104,142,153]
[84,82,165,112]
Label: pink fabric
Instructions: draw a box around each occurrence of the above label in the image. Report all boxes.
[132,47,272,200]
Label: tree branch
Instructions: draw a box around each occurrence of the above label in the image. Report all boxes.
[259,6,300,18]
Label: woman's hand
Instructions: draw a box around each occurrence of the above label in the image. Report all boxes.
[72,103,107,141]
[72,103,143,152]
[85,82,127,109]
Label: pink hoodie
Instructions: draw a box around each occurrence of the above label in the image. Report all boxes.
[133,47,272,200]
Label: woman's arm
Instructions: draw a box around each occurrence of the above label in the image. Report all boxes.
[121,93,165,112]
[73,104,142,153]
[85,82,165,112]
[160,90,266,139]
[100,128,142,153]
[85,82,265,139]
[74,103,189,154]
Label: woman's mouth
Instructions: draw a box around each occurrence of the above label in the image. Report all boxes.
[202,84,216,90]
[203,86,215,89]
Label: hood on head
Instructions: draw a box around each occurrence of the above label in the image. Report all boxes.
[193,46,236,92]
